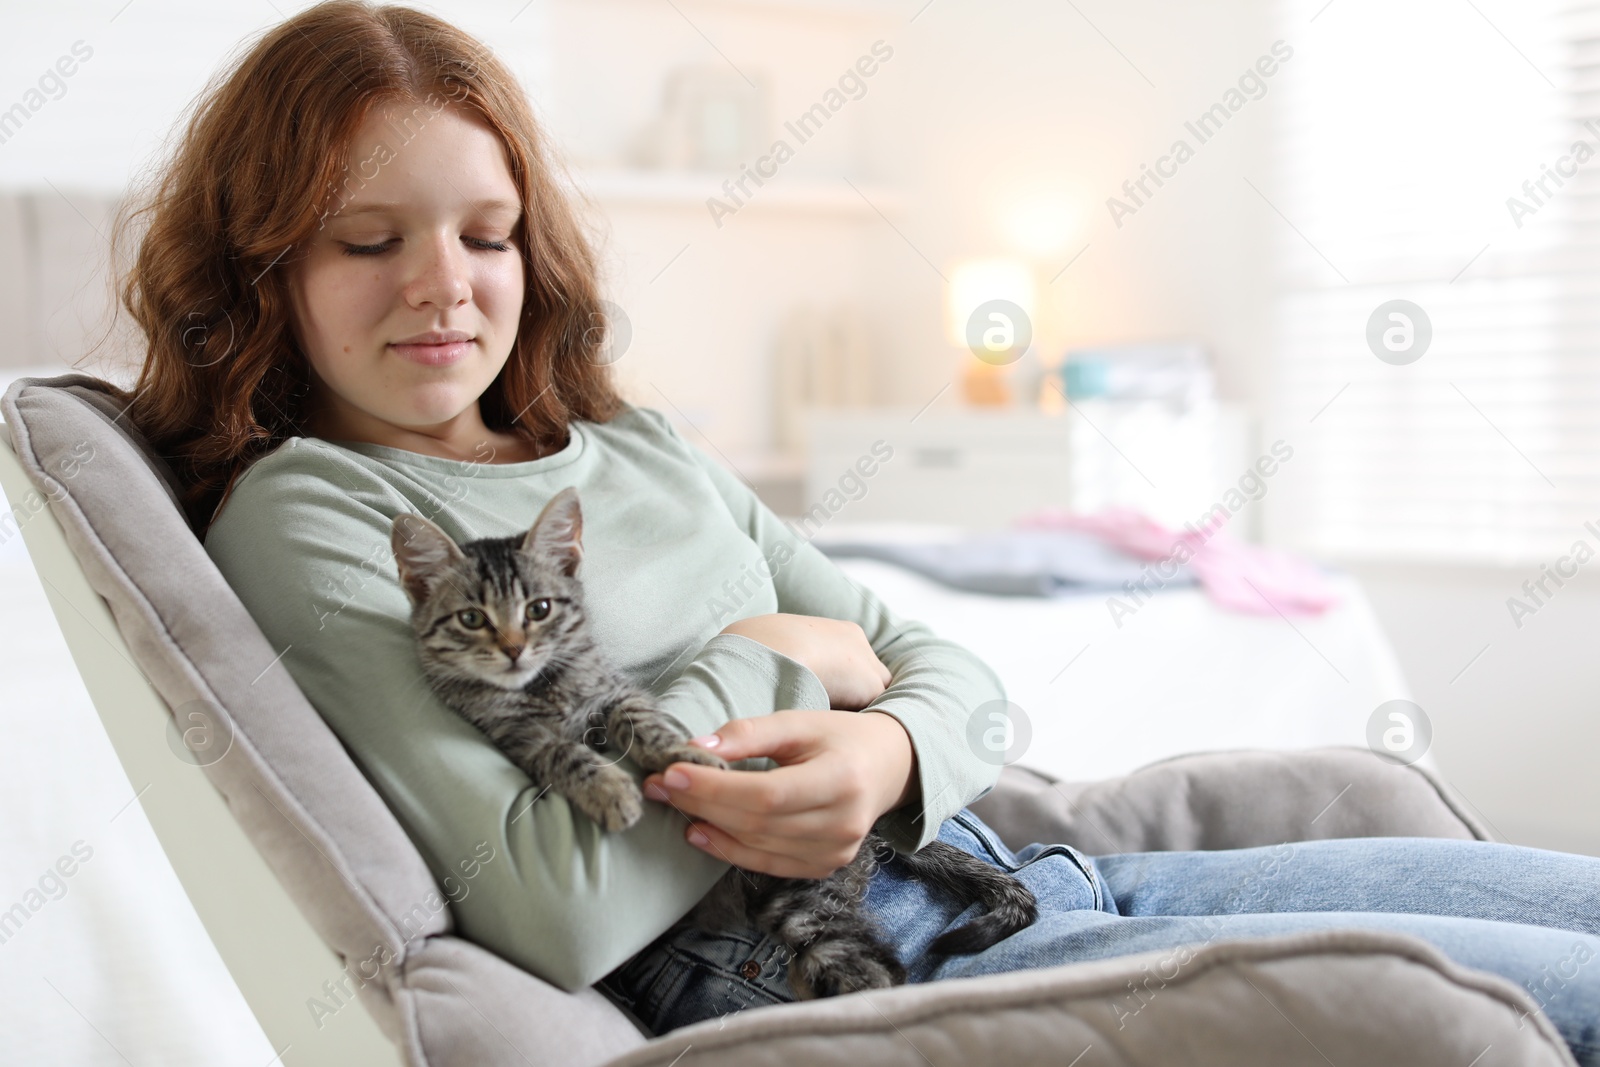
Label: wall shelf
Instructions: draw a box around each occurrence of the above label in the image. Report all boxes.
[562,166,904,217]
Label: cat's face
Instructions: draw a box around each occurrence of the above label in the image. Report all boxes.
[391,486,586,691]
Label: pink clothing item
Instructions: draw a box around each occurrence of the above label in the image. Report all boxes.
[1014,506,1339,616]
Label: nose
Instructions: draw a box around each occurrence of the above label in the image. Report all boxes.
[404,230,471,311]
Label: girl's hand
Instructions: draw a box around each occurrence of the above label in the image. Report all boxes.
[641,709,918,878]
[718,613,891,710]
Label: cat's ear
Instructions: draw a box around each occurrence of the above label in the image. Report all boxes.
[523,486,583,577]
[391,513,466,604]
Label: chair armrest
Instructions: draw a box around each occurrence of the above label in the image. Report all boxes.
[604,928,1571,1067]
[968,746,1492,855]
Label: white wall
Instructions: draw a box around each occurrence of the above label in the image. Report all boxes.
[0,1,554,194]
[538,0,904,450]
[0,0,1278,438]
[1350,562,1600,857]
[862,0,1277,409]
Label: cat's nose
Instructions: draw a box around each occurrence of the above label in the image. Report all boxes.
[500,643,524,660]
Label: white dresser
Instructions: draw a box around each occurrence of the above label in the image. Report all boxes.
[800,401,1257,534]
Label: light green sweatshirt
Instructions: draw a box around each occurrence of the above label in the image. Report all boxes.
[202,401,1005,992]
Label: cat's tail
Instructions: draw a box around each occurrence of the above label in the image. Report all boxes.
[899,840,1038,956]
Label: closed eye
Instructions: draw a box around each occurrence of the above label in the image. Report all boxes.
[340,237,515,256]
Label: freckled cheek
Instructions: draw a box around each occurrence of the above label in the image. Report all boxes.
[307,263,396,349]
[475,260,525,332]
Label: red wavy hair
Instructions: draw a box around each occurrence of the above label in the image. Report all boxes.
[101,0,620,537]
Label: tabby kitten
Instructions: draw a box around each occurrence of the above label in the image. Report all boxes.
[391,486,1037,998]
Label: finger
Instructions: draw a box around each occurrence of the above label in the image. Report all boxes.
[658,789,865,845]
[646,755,844,820]
[684,820,846,879]
[647,784,857,847]
[702,816,869,857]
[691,710,828,764]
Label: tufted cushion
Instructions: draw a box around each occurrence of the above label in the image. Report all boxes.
[969,746,1491,856]
[603,928,1575,1067]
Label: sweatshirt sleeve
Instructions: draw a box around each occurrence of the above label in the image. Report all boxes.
[635,408,1008,853]
[649,631,832,741]
[203,446,770,992]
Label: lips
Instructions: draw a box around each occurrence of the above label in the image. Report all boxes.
[393,330,472,345]
[389,332,474,366]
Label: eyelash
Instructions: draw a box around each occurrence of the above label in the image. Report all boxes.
[340,237,514,257]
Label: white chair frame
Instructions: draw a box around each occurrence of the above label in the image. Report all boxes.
[0,424,404,1067]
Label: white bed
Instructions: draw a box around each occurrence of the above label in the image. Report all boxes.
[816,525,1412,783]
[0,372,1414,1063]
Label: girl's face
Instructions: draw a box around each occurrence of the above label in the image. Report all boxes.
[288,101,526,447]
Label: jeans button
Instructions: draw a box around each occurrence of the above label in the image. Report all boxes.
[740,959,761,980]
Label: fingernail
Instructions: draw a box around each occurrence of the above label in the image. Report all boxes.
[643,783,669,802]
[687,828,709,846]
[663,768,691,790]
[689,734,721,748]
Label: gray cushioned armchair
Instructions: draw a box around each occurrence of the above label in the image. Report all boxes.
[0,373,1578,1067]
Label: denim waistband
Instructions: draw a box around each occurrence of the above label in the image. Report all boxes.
[598,807,1108,1034]
[945,808,1108,912]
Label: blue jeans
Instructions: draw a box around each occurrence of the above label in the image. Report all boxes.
[599,809,1600,1063]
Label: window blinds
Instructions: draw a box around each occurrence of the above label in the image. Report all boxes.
[1265,0,1596,564]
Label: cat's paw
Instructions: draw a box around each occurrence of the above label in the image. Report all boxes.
[788,940,907,1000]
[633,741,729,774]
[664,744,730,772]
[571,767,643,832]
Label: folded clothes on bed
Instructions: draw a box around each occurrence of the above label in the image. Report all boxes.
[813,527,1197,597]
[814,508,1339,615]
[1016,507,1340,616]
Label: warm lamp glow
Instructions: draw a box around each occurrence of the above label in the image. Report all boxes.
[943,258,1037,348]
[999,196,1079,259]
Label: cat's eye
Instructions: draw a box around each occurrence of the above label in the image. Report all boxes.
[457,608,487,629]
[524,599,551,622]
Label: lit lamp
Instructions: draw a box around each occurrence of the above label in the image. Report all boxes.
[944,258,1037,406]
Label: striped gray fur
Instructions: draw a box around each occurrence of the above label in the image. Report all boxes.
[392,486,1036,999]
